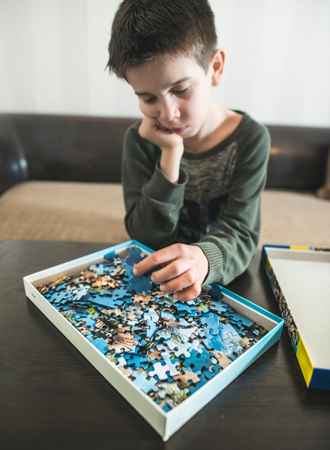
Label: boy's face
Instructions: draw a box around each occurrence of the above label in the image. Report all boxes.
[126,52,223,141]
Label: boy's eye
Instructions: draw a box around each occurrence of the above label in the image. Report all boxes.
[140,86,190,104]
[142,96,157,104]
[171,87,189,97]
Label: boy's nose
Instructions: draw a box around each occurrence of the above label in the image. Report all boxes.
[158,98,180,123]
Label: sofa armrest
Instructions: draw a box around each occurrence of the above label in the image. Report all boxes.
[0,137,28,195]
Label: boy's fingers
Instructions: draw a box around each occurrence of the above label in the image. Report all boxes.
[159,268,195,292]
[133,255,152,276]
[133,254,164,276]
[133,244,185,276]
[151,258,192,284]
[173,282,201,302]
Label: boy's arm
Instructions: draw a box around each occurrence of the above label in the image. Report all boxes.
[194,126,271,286]
[122,124,188,248]
[132,128,269,300]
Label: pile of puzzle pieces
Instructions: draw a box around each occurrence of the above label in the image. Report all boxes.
[37,245,266,412]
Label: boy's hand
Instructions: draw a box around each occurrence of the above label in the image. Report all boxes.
[139,116,184,153]
[139,116,184,183]
[133,244,209,301]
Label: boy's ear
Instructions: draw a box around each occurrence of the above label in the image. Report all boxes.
[210,49,225,86]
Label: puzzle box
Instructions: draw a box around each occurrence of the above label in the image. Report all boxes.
[262,244,330,390]
[23,240,284,440]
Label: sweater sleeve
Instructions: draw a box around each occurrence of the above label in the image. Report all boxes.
[194,125,271,286]
[122,124,188,248]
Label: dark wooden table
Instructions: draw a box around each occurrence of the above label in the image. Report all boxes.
[1,240,329,450]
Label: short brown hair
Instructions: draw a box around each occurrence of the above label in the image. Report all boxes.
[106,0,218,79]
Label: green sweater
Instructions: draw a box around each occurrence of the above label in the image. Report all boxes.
[122,110,270,286]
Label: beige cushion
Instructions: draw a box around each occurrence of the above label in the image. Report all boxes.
[260,190,330,247]
[0,181,329,248]
[0,181,129,243]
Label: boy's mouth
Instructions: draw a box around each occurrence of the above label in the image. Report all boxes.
[158,123,188,134]
[172,127,186,134]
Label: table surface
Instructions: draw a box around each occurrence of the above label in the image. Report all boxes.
[1,240,329,450]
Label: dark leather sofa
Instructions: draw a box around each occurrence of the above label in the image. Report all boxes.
[0,113,329,245]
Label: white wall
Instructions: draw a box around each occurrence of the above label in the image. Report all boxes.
[0,0,329,127]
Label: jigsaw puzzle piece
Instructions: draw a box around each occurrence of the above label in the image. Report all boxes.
[220,323,243,358]
[183,349,212,373]
[119,246,153,293]
[200,312,220,335]
[132,370,159,394]
[149,362,171,381]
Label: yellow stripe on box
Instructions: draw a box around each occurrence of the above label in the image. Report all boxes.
[290,245,309,251]
[296,335,313,387]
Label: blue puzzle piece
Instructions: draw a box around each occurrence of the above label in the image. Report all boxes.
[183,349,211,373]
[203,333,224,351]
[85,317,96,328]
[130,275,153,294]
[133,371,158,394]
[50,291,70,305]
[120,247,153,293]
[175,302,200,317]
[200,312,220,335]
[86,336,108,354]
[144,310,159,339]
[111,286,129,300]
[123,353,150,370]
[86,294,120,308]
[103,250,117,261]
[235,315,253,328]
[209,300,228,315]
[201,363,221,381]
[221,323,243,358]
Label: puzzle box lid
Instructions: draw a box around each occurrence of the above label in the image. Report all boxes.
[262,244,330,389]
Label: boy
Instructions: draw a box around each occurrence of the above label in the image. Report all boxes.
[106,0,270,301]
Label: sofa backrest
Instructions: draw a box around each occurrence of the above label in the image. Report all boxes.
[266,124,330,190]
[0,113,134,184]
[0,113,329,190]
